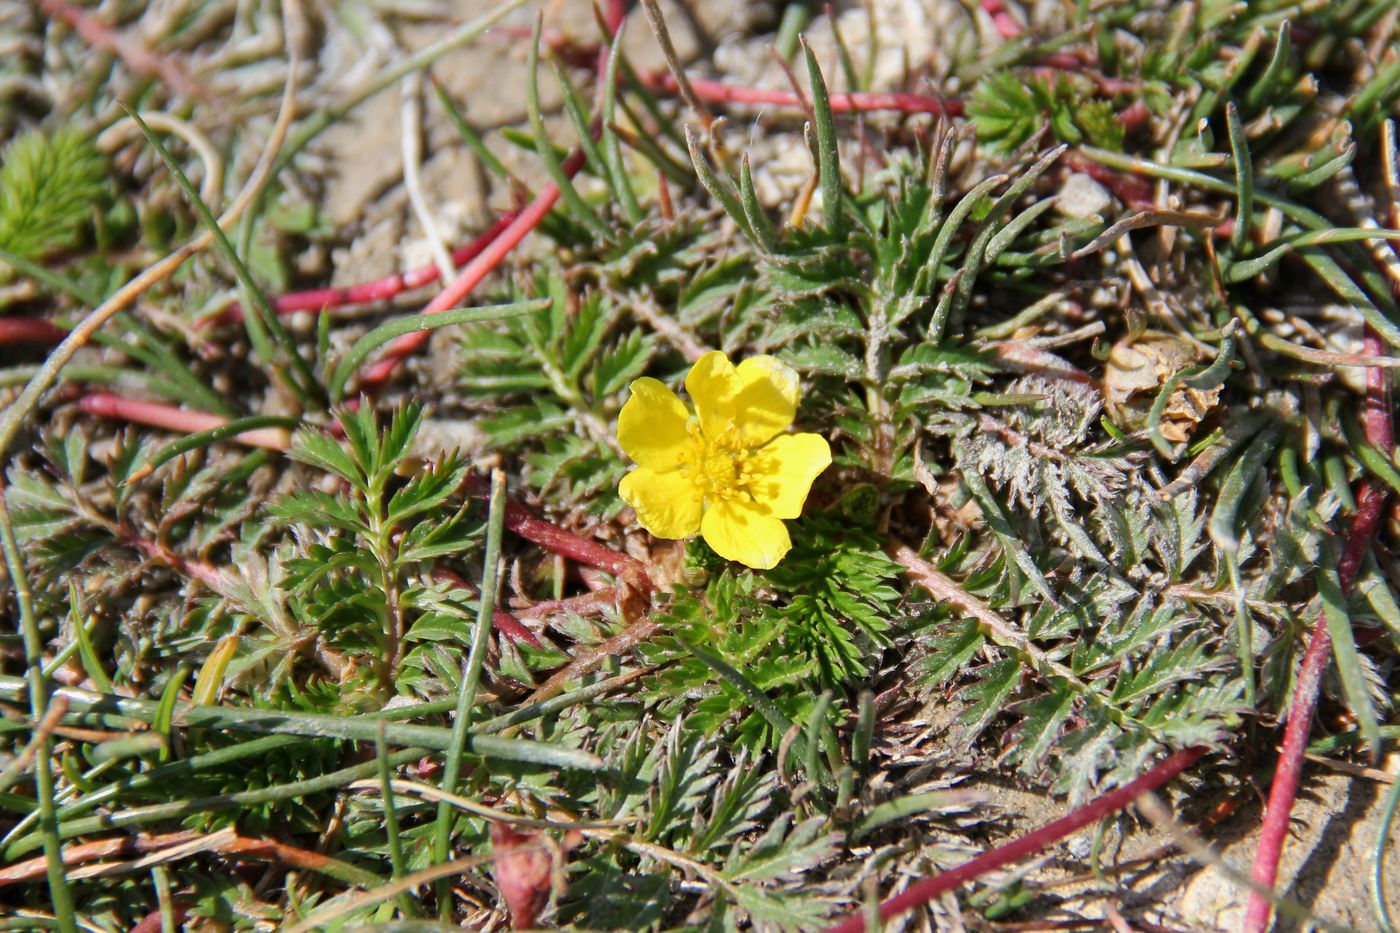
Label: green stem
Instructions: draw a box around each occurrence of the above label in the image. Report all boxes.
[0,678,601,770]
[432,470,507,918]
[377,722,417,919]
[0,492,76,931]
[8,749,426,859]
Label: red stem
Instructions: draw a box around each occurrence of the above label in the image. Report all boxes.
[1063,151,1157,210]
[432,566,543,647]
[981,0,1024,40]
[356,149,588,390]
[3,212,523,341]
[121,529,232,594]
[80,392,291,449]
[0,318,69,345]
[355,2,631,390]
[214,210,521,324]
[128,906,191,933]
[1116,99,1152,133]
[1243,322,1393,932]
[514,585,619,621]
[642,73,964,117]
[821,746,1209,933]
[503,499,647,585]
[464,476,651,588]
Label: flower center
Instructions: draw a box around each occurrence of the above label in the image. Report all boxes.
[685,423,753,502]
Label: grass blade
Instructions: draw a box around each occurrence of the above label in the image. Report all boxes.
[739,154,779,246]
[551,56,610,188]
[432,468,507,917]
[432,75,511,184]
[122,108,324,410]
[0,497,76,931]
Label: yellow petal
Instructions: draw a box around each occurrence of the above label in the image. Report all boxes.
[685,351,740,440]
[701,499,792,569]
[620,467,703,539]
[618,377,693,471]
[747,433,831,519]
[734,355,799,445]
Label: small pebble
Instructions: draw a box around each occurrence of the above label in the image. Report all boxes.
[1056,172,1112,220]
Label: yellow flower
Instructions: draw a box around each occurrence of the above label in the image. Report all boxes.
[617,351,831,570]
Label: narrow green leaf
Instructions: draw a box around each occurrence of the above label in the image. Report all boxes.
[375,722,416,918]
[86,732,167,765]
[924,173,1008,337]
[330,299,545,401]
[1244,22,1292,112]
[852,791,968,841]
[739,154,779,246]
[433,469,507,916]
[802,37,843,235]
[600,25,644,225]
[1208,422,1284,552]
[152,666,190,762]
[550,55,611,189]
[432,75,510,183]
[1185,322,1239,390]
[1146,365,1202,460]
[69,591,112,695]
[139,415,301,476]
[1080,146,1400,349]
[947,146,1066,328]
[1226,102,1253,256]
[526,15,610,240]
[1372,771,1400,933]
[0,246,102,306]
[1224,242,1291,282]
[688,644,795,740]
[685,128,767,249]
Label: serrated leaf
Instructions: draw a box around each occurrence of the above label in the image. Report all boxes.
[921,619,986,687]
[386,456,467,525]
[958,658,1019,738]
[288,432,363,489]
[781,344,863,380]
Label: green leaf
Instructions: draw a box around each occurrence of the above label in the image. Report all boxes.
[686,127,769,250]
[921,619,986,687]
[959,658,1019,739]
[287,431,363,489]
[1014,683,1076,772]
[0,128,109,262]
[852,790,968,841]
[782,344,863,380]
